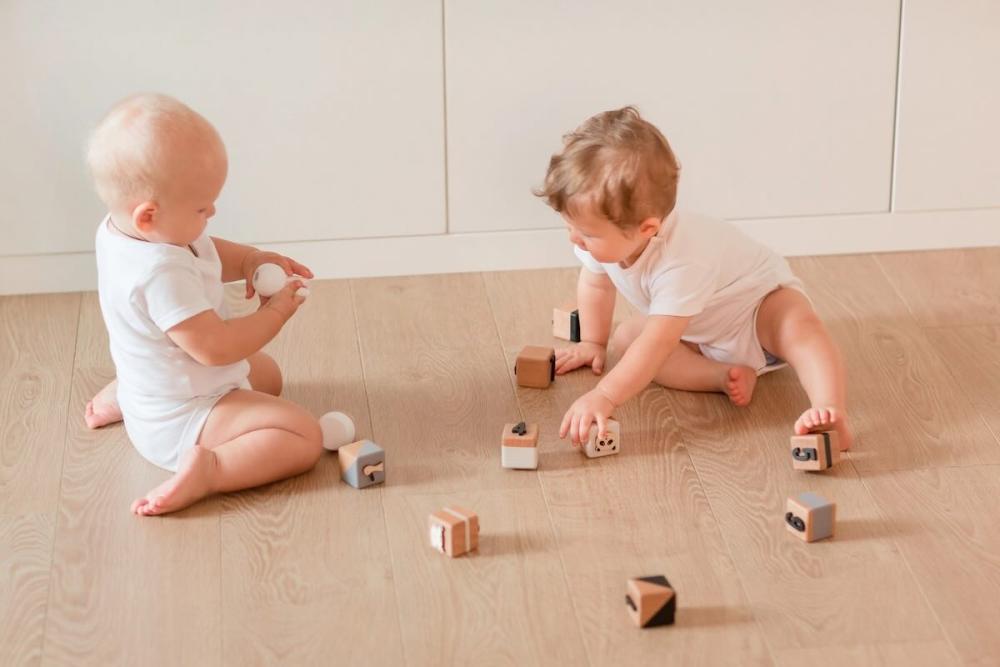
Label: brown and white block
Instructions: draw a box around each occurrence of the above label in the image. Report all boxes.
[429,506,480,557]
[501,421,539,470]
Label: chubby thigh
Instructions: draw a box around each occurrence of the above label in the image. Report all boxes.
[196,389,320,450]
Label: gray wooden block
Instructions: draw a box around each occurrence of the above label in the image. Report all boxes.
[338,439,385,489]
[785,491,836,542]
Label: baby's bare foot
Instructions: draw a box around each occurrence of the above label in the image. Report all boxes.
[794,406,854,451]
[84,380,122,429]
[131,446,217,516]
[723,366,757,407]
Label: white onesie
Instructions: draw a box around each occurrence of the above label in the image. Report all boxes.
[574,209,806,374]
[95,217,250,471]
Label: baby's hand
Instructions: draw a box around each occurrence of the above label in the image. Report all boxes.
[243,250,314,299]
[261,280,306,322]
[555,342,607,376]
[559,388,616,446]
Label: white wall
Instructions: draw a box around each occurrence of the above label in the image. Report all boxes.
[1,1,999,295]
[0,0,446,257]
[445,1,900,231]
[893,0,1000,211]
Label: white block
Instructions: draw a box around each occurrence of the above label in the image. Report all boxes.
[501,445,538,470]
[584,420,621,459]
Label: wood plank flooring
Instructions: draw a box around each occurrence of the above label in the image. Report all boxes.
[1,247,998,666]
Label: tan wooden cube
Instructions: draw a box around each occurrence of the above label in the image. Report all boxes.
[785,492,836,542]
[514,345,555,389]
[790,430,841,471]
[429,506,480,557]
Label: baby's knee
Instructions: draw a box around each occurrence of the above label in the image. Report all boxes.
[783,309,824,339]
[298,416,324,468]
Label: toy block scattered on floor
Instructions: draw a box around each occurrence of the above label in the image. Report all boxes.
[501,421,539,470]
[785,492,836,542]
[790,429,840,471]
[338,439,385,489]
[429,506,480,557]
[552,302,581,342]
[515,345,556,388]
[626,575,676,628]
[584,419,620,458]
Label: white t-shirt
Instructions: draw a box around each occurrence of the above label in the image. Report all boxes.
[95,217,250,402]
[574,209,800,345]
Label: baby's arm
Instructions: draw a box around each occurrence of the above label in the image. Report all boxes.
[555,267,616,374]
[560,314,689,444]
[597,315,689,406]
[166,281,304,366]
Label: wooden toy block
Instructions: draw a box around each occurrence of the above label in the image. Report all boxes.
[429,506,480,557]
[626,575,676,628]
[584,419,620,458]
[501,421,539,470]
[790,430,841,471]
[785,492,836,542]
[552,302,581,342]
[514,345,556,388]
[338,439,385,489]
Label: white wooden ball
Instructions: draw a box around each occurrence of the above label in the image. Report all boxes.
[319,411,356,451]
[252,263,288,297]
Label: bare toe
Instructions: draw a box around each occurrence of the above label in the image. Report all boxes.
[133,447,217,517]
[723,366,757,407]
[794,407,854,450]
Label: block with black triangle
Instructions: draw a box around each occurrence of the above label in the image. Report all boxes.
[626,575,676,628]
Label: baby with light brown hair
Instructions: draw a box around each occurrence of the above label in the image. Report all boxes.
[86,93,324,516]
[537,106,851,450]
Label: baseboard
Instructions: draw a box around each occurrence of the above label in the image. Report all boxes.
[2,208,998,296]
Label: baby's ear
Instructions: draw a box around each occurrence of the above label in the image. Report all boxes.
[637,216,661,238]
[132,201,158,232]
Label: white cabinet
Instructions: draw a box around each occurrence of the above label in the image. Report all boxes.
[0,1,446,255]
[893,0,1000,211]
[444,1,901,232]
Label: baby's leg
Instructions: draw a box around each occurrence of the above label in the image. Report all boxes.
[131,390,323,516]
[755,287,853,449]
[85,351,280,429]
[247,351,282,396]
[85,379,122,429]
[610,315,757,406]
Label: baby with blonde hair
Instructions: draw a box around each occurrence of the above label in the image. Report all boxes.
[86,93,323,516]
[538,106,851,450]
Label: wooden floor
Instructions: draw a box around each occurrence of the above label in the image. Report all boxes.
[2,248,1000,666]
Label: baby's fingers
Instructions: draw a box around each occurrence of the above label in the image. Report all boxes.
[577,413,594,446]
[555,355,575,375]
[559,409,572,440]
[289,258,315,279]
[592,353,605,375]
[569,413,582,447]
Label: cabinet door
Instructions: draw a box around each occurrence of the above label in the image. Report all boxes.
[893,0,1000,211]
[0,1,445,255]
[445,1,901,232]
